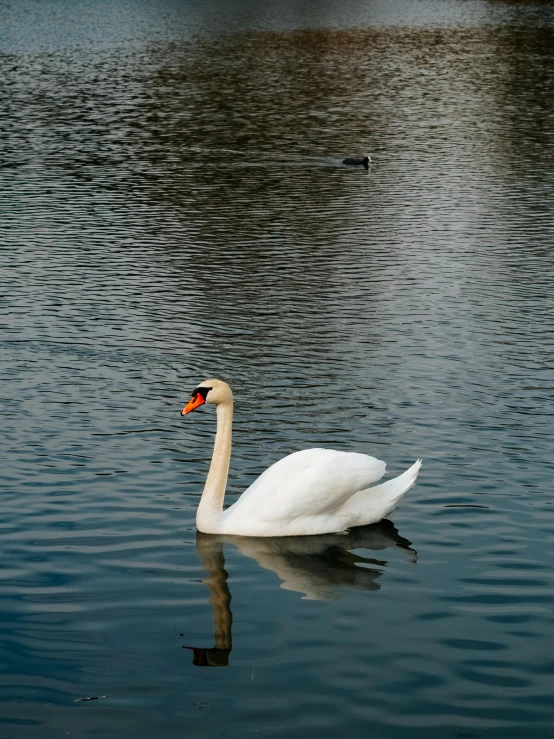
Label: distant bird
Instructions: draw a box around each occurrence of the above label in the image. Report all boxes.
[342,155,372,169]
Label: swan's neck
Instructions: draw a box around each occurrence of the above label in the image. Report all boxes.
[196,401,233,533]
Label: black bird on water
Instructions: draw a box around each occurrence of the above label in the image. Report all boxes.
[342,155,372,169]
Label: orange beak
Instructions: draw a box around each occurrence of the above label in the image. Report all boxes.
[182,394,206,415]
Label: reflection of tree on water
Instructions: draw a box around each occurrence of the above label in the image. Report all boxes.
[184,521,416,667]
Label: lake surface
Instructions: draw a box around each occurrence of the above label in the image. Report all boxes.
[2,0,554,736]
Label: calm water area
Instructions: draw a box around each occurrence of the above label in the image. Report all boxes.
[2,0,554,736]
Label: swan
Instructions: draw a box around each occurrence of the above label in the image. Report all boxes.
[182,379,421,537]
[342,155,372,168]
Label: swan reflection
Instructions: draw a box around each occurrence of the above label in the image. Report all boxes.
[184,521,416,667]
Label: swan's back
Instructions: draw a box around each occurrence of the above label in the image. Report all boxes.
[224,448,386,526]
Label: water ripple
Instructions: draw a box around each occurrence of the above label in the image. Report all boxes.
[2,4,554,738]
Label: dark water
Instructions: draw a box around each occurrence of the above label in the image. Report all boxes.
[2,0,554,736]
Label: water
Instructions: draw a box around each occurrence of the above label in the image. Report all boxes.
[2,0,554,736]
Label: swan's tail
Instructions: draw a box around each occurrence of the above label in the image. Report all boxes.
[340,459,422,528]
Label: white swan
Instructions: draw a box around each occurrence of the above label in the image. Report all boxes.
[182,379,421,537]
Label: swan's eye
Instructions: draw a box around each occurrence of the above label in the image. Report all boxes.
[192,386,212,400]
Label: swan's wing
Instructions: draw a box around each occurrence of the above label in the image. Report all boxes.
[337,459,421,527]
[225,448,386,524]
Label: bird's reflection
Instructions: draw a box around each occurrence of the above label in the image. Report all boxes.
[184,521,417,666]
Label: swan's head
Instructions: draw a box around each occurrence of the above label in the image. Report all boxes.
[181,379,232,415]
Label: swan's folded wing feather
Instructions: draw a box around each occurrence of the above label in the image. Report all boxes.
[225,448,385,524]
